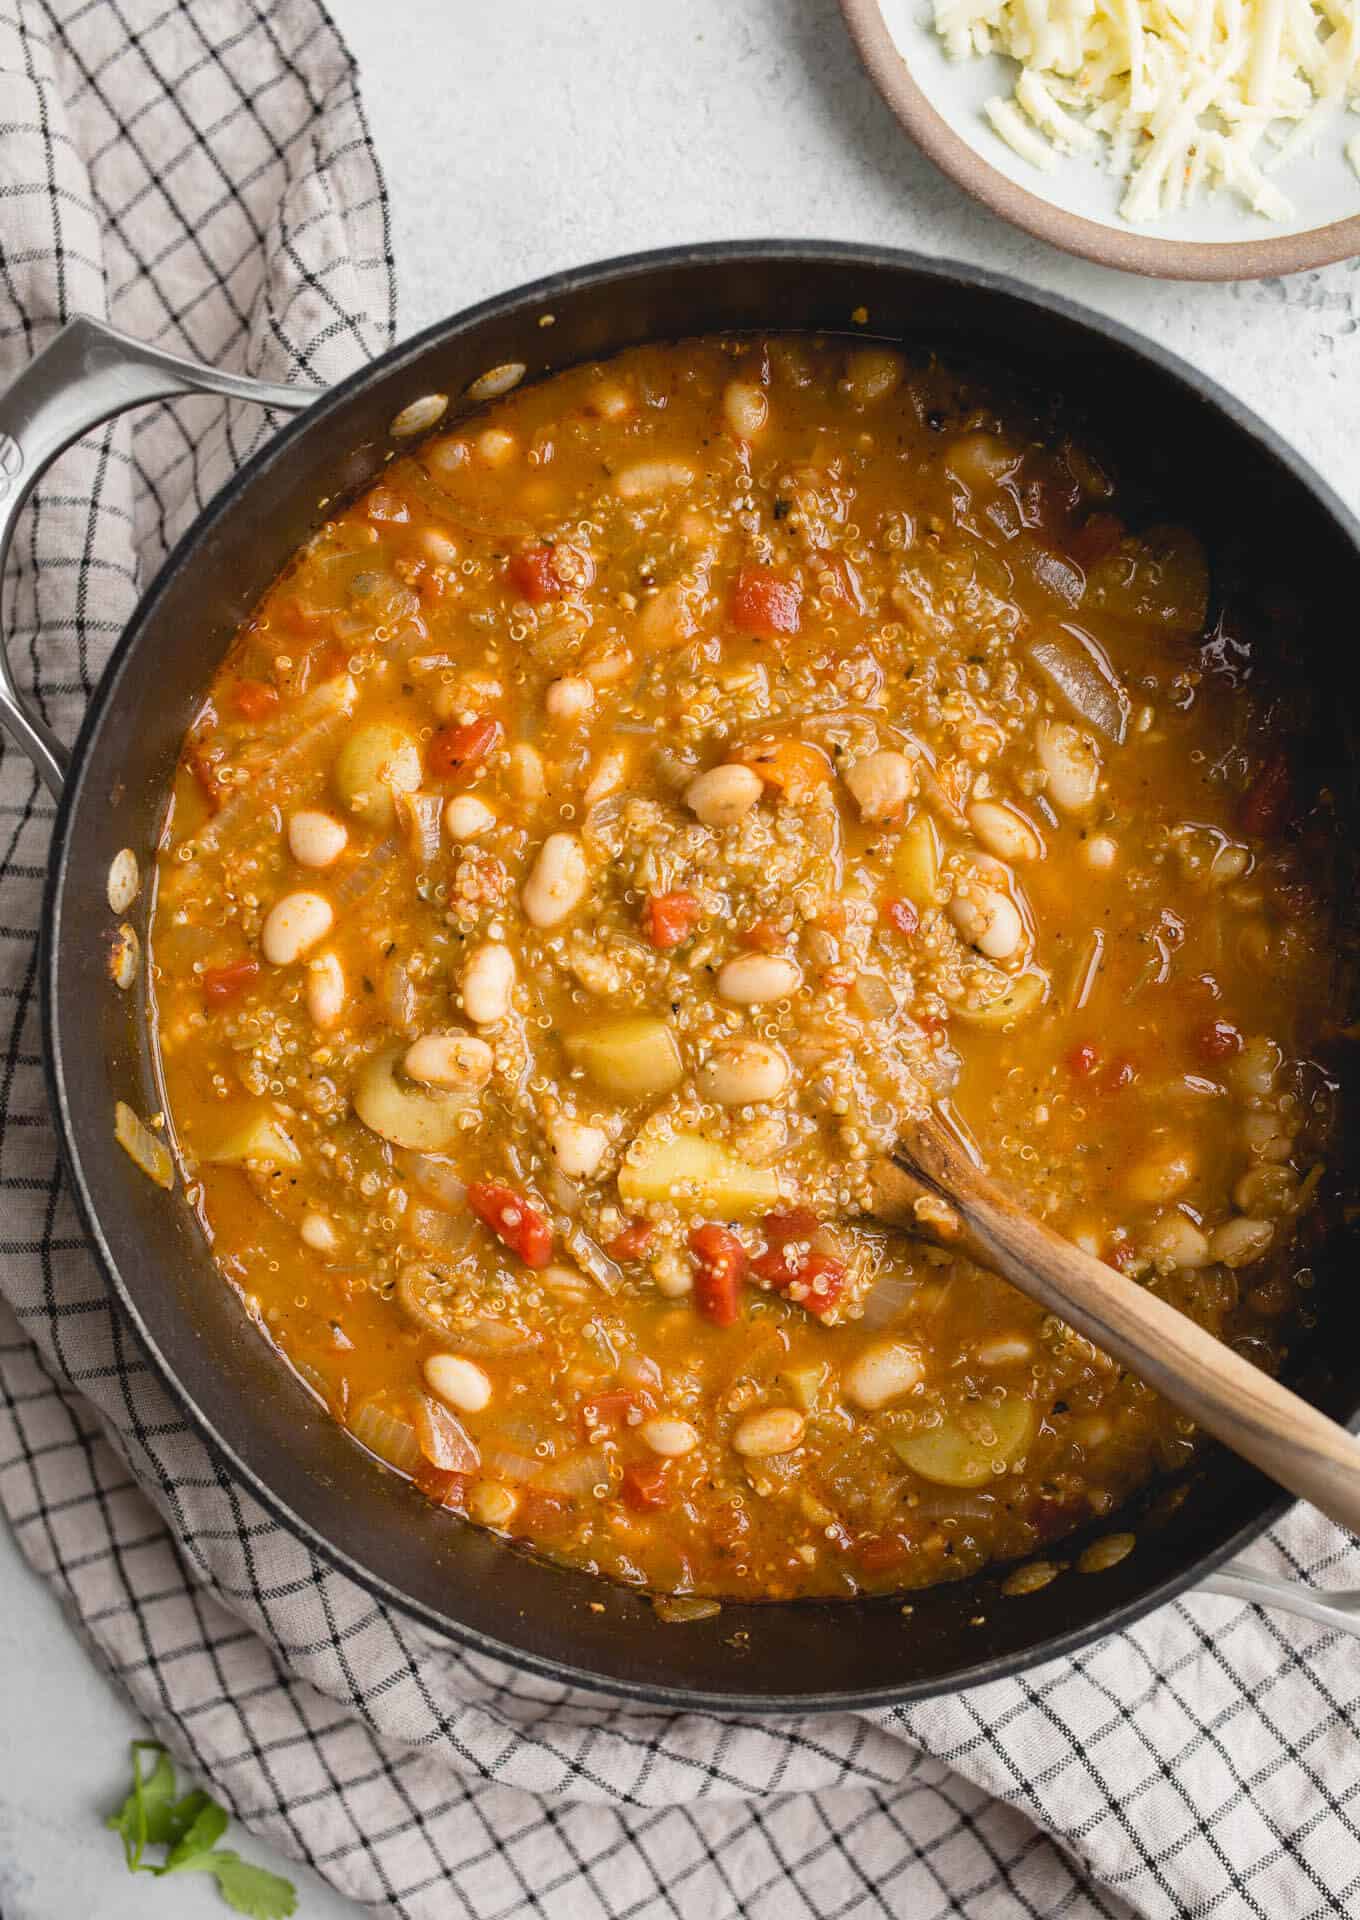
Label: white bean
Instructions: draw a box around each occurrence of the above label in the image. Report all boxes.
[403,1031,494,1089]
[469,1482,518,1527]
[614,457,697,500]
[1084,833,1118,870]
[685,763,763,827]
[844,749,916,823]
[651,1252,693,1298]
[716,953,802,1005]
[968,800,1041,863]
[841,347,904,405]
[732,1407,806,1457]
[462,942,515,1025]
[699,1041,790,1106]
[1232,1035,1282,1101]
[723,379,769,440]
[949,884,1024,962]
[547,1115,609,1179]
[305,950,346,1029]
[261,890,333,966]
[1209,1216,1275,1268]
[1242,1111,1293,1162]
[1233,1164,1298,1217]
[1126,1143,1196,1206]
[583,746,630,806]
[975,1334,1035,1367]
[475,427,517,467]
[545,676,595,722]
[640,1417,699,1457]
[444,794,496,841]
[424,1352,493,1413]
[1143,1210,1211,1270]
[522,832,590,929]
[288,809,348,869]
[300,1213,338,1253]
[416,526,459,565]
[107,848,140,913]
[509,743,546,808]
[843,1340,924,1410]
[1036,719,1100,813]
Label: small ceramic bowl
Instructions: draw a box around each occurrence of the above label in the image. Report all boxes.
[841,0,1360,278]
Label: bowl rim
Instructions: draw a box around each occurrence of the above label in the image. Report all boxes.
[840,0,1360,281]
[41,237,1360,1710]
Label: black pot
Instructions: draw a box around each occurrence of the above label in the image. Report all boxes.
[5,242,1359,1711]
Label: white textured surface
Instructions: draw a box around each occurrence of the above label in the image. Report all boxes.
[2,1,1357,1913]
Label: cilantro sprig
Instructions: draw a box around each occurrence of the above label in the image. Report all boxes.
[107,1741,297,1917]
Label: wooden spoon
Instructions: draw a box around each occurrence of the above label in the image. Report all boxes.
[872,1107,1360,1537]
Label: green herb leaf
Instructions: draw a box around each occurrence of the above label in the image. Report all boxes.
[106,1741,297,1916]
[193,1851,299,1918]
[105,1740,179,1869]
[164,1796,230,1870]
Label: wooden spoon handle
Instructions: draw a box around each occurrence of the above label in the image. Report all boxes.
[873,1116,1360,1539]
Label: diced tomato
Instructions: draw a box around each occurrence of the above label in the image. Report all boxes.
[1239,751,1293,838]
[1100,1057,1138,1094]
[607,1220,655,1261]
[414,1464,469,1511]
[1066,1043,1100,1077]
[428,716,502,781]
[729,564,802,637]
[757,1207,819,1255]
[752,1209,849,1320]
[857,1532,911,1573]
[739,918,787,952]
[884,898,919,938]
[642,890,701,950]
[467,1182,553,1268]
[202,956,260,1006]
[580,1389,650,1435]
[621,1460,672,1512]
[1196,1019,1243,1062]
[1071,511,1123,566]
[232,678,279,721]
[689,1224,748,1328]
[738,737,829,801]
[508,542,595,603]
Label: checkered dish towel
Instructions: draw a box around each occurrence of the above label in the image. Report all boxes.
[3,5,1360,1915]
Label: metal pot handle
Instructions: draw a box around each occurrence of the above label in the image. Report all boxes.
[1201,1558,1360,1636]
[0,314,317,799]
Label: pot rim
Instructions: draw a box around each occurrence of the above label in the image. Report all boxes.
[40,238,1360,1711]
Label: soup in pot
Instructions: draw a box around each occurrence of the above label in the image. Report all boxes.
[141,337,1340,1601]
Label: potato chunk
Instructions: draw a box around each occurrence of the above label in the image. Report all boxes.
[565,1017,684,1098]
[618,1132,778,1214]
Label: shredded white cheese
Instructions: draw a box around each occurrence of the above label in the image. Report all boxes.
[933,0,1360,221]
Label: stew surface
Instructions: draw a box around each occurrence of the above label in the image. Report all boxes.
[146,337,1338,1602]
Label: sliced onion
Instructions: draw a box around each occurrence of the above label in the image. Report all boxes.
[455,1314,541,1356]
[415,1395,480,1473]
[899,1485,1000,1522]
[480,1441,543,1485]
[114,1101,174,1191]
[1023,545,1085,609]
[407,1205,478,1255]
[381,956,417,1032]
[547,1168,584,1216]
[536,1448,608,1497]
[331,833,400,910]
[404,1153,468,1210]
[351,1395,422,1473]
[198,675,355,852]
[1027,623,1130,743]
[565,1223,624,1295]
[859,1270,923,1329]
[397,790,444,866]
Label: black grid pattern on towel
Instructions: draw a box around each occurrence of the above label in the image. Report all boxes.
[2,4,1360,1916]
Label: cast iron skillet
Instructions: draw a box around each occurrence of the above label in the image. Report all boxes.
[4,242,1360,1712]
